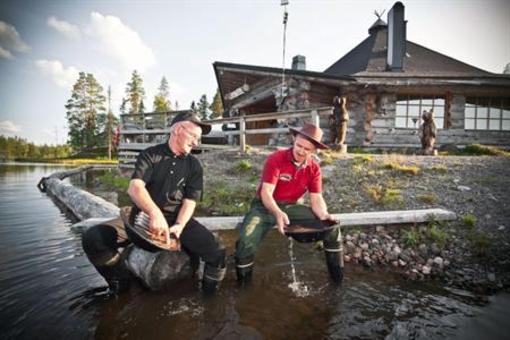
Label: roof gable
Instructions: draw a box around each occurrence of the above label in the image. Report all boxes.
[324,27,494,78]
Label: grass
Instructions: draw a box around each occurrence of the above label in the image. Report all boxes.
[16,157,118,165]
[428,165,448,174]
[461,214,477,229]
[200,182,253,216]
[383,162,420,175]
[363,184,404,208]
[233,159,253,173]
[468,231,491,256]
[403,228,420,248]
[417,193,438,204]
[426,223,449,249]
[98,172,130,190]
[440,144,510,157]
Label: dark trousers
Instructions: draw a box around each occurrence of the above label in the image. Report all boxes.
[82,215,225,280]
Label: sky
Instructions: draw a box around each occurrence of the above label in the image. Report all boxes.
[0,0,509,145]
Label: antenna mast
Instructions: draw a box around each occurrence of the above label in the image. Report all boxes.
[281,0,289,100]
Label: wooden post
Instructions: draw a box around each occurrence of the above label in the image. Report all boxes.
[239,115,246,153]
[311,109,320,127]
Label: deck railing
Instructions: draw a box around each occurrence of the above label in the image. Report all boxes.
[118,107,333,167]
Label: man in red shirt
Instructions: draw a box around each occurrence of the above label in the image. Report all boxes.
[235,123,343,286]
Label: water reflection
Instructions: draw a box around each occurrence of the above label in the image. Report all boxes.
[0,163,509,340]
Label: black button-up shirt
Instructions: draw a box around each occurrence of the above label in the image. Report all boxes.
[131,143,203,215]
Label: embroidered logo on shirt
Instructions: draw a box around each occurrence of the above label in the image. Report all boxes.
[279,173,293,182]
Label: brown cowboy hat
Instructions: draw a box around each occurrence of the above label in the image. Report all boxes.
[289,123,329,149]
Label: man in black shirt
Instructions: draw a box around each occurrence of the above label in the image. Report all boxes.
[82,112,226,295]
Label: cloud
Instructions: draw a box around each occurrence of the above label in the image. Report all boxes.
[47,16,81,40]
[0,46,13,59]
[85,12,155,71]
[0,20,30,59]
[34,59,79,88]
[0,120,21,136]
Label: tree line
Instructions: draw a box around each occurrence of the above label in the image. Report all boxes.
[65,70,223,155]
[0,135,71,160]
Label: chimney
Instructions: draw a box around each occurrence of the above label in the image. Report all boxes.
[386,2,406,71]
[292,55,306,70]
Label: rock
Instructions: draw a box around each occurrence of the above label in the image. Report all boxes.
[360,242,369,251]
[353,248,362,259]
[488,273,496,282]
[433,257,444,268]
[391,261,399,267]
[393,245,402,255]
[418,243,428,256]
[422,265,431,275]
[398,259,407,267]
[430,243,441,255]
[346,241,356,252]
[363,256,372,267]
[498,225,506,231]
[427,258,434,267]
[345,234,353,242]
[371,238,380,245]
[444,260,450,267]
[375,226,385,234]
[457,185,471,192]
[344,255,351,263]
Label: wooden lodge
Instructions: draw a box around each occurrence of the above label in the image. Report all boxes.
[213,2,510,149]
[118,2,510,167]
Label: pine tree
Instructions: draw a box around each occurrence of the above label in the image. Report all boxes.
[139,99,146,113]
[119,98,128,115]
[153,77,172,112]
[65,72,106,151]
[190,101,196,112]
[197,94,210,120]
[125,70,145,114]
[209,88,224,119]
[174,100,179,111]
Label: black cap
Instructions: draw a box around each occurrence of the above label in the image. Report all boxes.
[170,111,211,135]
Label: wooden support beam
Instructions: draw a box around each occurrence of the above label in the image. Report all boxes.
[195,208,457,231]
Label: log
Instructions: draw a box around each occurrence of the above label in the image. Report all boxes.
[194,208,457,231]
[39,167,190,291]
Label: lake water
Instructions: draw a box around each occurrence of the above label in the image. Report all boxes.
[0,162,508,339]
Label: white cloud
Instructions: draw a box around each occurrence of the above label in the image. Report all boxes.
[34,59,79,88]
[85,12,155,71]
[0,20,30,59]
[0,120,21,136]
[47,16,81,40]
[0,46,13,59]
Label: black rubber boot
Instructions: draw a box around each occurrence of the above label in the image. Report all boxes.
[235,257,254,287]
[325,251,344,285]
[201,263,226,296]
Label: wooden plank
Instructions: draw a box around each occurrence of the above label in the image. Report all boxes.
[195,208,457,231]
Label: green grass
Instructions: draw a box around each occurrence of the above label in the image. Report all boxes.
[418,193,438,204]
[200,183,253,215]
[380,188,404,207]
[403,228,420,248]
[233,159,253,173]
[98,172,130,190]
[441,144,510,157]
[426,223,449,249]
[383,162,420,175]
[468,231,491,256]
[461,214,477,229]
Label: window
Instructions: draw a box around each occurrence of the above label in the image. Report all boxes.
[465,97,510,131]
[396,95,445,129]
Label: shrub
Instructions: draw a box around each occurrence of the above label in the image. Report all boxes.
[461,214,477,229]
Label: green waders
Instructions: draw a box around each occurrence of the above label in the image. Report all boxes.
[235,199,343,286]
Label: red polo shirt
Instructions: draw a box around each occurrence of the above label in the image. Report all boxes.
[256,148,322,203]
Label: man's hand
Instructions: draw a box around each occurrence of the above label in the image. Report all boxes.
[275,210,290,235]
[168,223,184,239]
[148,209,170,243]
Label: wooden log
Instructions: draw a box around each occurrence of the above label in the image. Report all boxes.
[39,167,190,291]
[194,208,457,231]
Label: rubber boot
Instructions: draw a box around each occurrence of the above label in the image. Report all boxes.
[201,263,226,295]
[325,251,344,285]
[235,256,254,287]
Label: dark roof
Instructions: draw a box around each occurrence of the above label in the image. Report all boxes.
[324,26,497,78]
[214,61,354,81]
